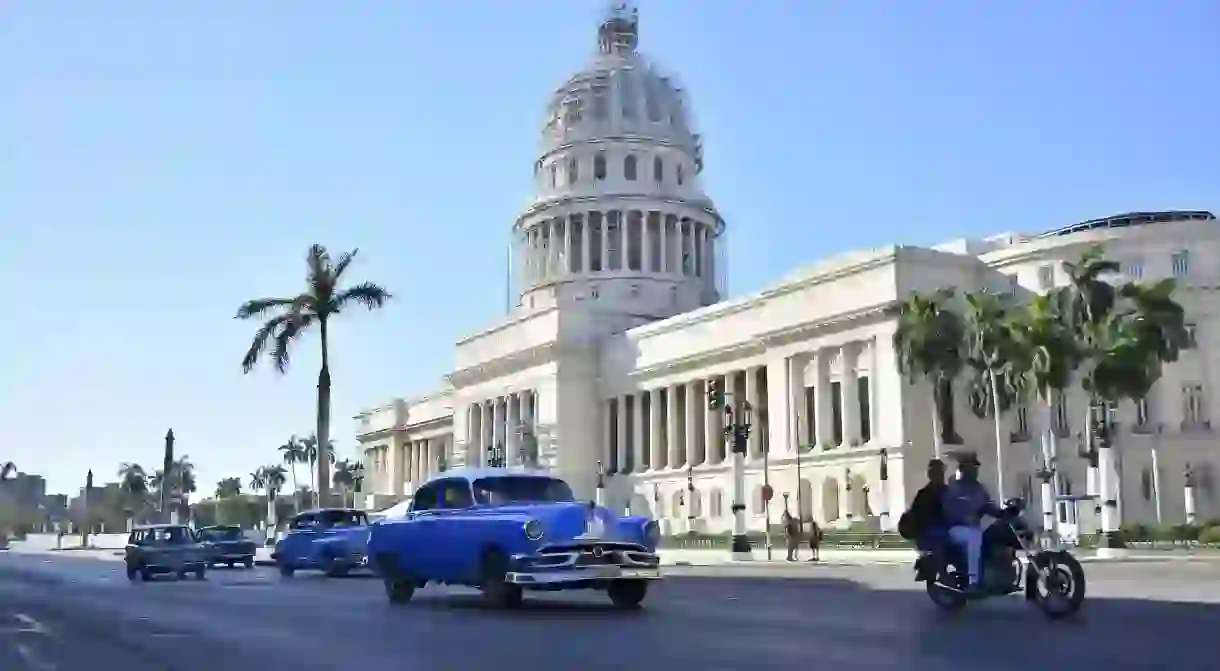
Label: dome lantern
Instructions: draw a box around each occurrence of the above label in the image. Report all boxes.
[598,2,639,55]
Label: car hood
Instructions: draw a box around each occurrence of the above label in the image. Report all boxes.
[483,502,637,544]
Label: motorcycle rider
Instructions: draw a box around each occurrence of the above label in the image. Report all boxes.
[942,451,1003,594]
[901,459,949,556]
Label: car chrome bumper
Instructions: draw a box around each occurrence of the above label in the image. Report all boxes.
[505,566,662,585]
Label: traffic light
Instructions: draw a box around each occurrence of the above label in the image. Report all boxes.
[706,379,724,411]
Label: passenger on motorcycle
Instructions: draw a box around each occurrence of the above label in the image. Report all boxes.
[942,451,1003,594]
[898,459,949,556]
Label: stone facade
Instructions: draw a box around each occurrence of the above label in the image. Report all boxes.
[356,7,1220,537]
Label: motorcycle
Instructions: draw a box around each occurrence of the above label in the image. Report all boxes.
[914,498,1085,618]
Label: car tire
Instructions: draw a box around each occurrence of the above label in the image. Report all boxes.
[176,570,188,580]
[140,567,153,581]
[243,557,254,569]
[195,566,207,580]
[278,562,295,578]
[607,580,649,609]
[126,564,141,582]
[479,549,523,609]
[226,561,234,568]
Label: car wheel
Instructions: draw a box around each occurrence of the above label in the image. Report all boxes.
[324,558,350,578]
[176,570,188,580]
[607,580,649,609]
[226,561,234,568]
[140,567,153,581]
[479,550,523,609]
[195,566,207,580]
[243,557,254,569]
[126,564,141,582]
[278,562,295,578]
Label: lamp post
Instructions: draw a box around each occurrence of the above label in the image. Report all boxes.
[1184,462,1197,525]
[844,468,854,525]
[685,465,695,536]
[761,407,772,560]
[708,378,753,560]
[595,460,606,508]
[160,429,175,524]
[879,448,890,531]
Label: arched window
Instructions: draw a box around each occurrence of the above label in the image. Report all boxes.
[624,154,638,181]
[567,156,579,184]
[594,152,606,180]
[653,156,663,182]
[676,163,684,185]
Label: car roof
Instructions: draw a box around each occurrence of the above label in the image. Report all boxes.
[198,524,241,530]
[293,507,365,517]
[418,467,559,489]
[132,524,191,531]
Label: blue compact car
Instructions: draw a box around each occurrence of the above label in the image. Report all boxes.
[272,508,372,578]
[367,468,662,609]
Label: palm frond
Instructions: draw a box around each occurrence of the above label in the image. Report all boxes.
[269,311,315,373]
[332,281,392,314]
[235,296,301,321]
[241,312,297,374]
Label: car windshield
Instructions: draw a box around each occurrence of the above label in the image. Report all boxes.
[318,510,366,527]
[151,527,194,545]
[472,477,574,505]
[200,527,243,541]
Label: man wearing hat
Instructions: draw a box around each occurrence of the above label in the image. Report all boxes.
[942,450,1003,594]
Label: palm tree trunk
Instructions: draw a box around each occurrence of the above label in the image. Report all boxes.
[988,369,1006,500]
[289,467,299,513]
[316,319,333,508]
[309,457,317,509]
[929,380,944,460]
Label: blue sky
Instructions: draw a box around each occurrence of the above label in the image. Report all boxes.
[1,1,1216,495]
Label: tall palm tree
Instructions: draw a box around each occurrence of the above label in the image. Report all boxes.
[215,477,242,499]
[332,459,362,508]
[117,463,149,528]
[1011,291,1078,535]
[301,434,335,508]
[278,436,306,508]
[237,244,392,507]
[893,288,966,459]
[256,465,288,535]
[151,455,197,522]
[964,291,1027,500]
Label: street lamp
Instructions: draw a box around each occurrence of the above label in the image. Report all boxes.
[879,448,891,531]
[708,378,752,559]
[595,460,606,507]
[685,465,695,537]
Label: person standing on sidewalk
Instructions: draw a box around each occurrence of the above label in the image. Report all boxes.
[807,518,822,562]
[782,510,800,561]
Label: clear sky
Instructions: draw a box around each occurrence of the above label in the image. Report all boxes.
[1,1,1216,495]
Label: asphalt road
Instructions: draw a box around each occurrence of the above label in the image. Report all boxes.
[2,552,1219,671]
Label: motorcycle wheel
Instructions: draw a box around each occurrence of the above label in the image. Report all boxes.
[925,569,967,612]
[1031,551,1085,619]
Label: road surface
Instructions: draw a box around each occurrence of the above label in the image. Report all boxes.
[1,552,1218,670]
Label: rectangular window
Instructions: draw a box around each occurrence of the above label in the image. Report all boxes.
[1182,383,1206,427]
[1172,250,1190,277]
[1015,404,1029,438]
[1037,265,1054,290]
[1136,397,1151,427]
[1054,397,1070,436]
[1126,261,1143,280]
[830,381,844,446]
[803,386,816,449]
[857,376,871,444]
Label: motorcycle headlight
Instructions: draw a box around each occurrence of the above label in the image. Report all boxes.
[523,519,544,541]
[644,520,660,547]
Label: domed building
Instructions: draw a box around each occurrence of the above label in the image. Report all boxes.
[356,5,1220,540]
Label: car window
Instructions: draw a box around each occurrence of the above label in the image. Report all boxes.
[436,480,474,509]
[318,510,366,527]
[412,484,439,511]
[201,527,243,541]
[472,477,575,505]
[151,527,193,545]
[291,514,318,530]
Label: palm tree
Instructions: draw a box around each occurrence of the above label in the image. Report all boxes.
[278,436,306,509]
[237,244,392,507]
[964,291,1027,500]
[893,288,966,459]
[301,434,335,508]
[117,463,149,528]
[215,477,242,499]
[256,465,288,536]
[332,459,362,507]
[150,456,197,523]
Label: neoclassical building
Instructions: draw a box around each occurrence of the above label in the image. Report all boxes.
[355,6,1220,538]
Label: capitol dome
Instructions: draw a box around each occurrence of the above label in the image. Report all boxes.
[514,3,725,317]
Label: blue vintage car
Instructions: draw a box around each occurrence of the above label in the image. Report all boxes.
[271,508,372,578]
[367,468,662,609]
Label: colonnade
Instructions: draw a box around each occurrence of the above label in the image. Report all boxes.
[463,390,539,468]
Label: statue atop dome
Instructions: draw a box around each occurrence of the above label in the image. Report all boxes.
[598,2,639,55]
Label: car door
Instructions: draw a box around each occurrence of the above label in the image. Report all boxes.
[430,479,476,582]
[404,484,441,576]
[282,513,320,565]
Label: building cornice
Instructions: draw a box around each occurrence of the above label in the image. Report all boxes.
[448,342,560,389]
[455,306,560,347]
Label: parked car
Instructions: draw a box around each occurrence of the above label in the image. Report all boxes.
[272,508,372,578]
[367,468,662,609]
[197,525,257,568]
[125,524,209,581]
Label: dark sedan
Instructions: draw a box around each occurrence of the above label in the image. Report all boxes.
[197,525,257,569]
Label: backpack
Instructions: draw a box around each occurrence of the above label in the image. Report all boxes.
[897,509,918,540]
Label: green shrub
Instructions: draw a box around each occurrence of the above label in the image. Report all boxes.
[1199,525,1220,545]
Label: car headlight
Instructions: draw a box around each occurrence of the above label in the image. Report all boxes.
[644,520,660,547]
[523,519,544,541]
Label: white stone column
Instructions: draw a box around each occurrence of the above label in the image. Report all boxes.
[586,212,597,274]
[617,395,630,473]
[507,393,521,466]
[633,391,646,473]
[649,388,665,470]
[788,354,807,454]
[600,213,610,273]
[815,349,833,448]
[464,405,478,468]
[705,376,723,464]
[550,218,562,276]
[667,385,681,468]
[840,343,860,447]
[481,401,494,467]
[620,211,629,271]
[388,436,405,497]
[869,337,881,443]
[745,367,761,459]
[564,215,574,274]
[685,380,700,467]
[602,399,613,473]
